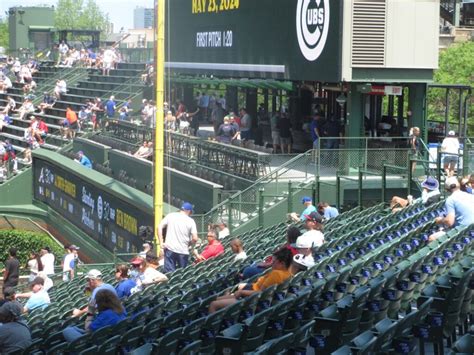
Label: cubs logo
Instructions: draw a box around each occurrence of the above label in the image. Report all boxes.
[296,0,330,61]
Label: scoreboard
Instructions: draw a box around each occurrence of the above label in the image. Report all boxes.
[33,157,153,254]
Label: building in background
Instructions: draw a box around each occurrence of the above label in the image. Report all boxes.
[133,7,154,29]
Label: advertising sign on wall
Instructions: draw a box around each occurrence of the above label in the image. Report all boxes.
[168,0,342,81]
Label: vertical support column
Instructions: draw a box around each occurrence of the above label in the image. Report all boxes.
[397,90,405,135]
[345,83,364,141]
[408,83,428,141]
[258,188,265,228]
[246,88,258,128]
[454,0,461,27]
[227,86,238,113]
[336,173,341,211]
[183,85,194,109]
[382,163,387,204]
[287,181,293,214]
[388,95,395,121]
[358,168,363,210]
[271,89,277,113]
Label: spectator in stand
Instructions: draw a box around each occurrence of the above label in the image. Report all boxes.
[0,302,32,353]
[429,177,474,242]
[102,47,117,76]
[216,219,230,239]
[54,79,67,99]
[105,96,117,118]
[76,151,92,169]
[36,272,53,292]
[134,141,153,159]
[217,116,237,144]
[460,175,474,194]
[198,92,210,120]
[72,269,117,319]
[158,202,199,273]
[0,287,16,307]
[0,96,16,115]
[24,126,39,150]
[78,106,90,131]
[317,202,339,220]
[0,74,12,93]
[132,257,168,293]
[114,264,136,300]
[230,239,247,261]
[62,244,79,281]
[31,116,48,145]
[15,277,50,313]
[241,226,300,279]
[40,247,55,276]
[278,110,292,154]
[2,248,20,288]
[289,196,317,222]
[18,98,35,120]
[390,176,441,212]
[2,140,18,173]
[209,248,294,313]
[38,92,56,114]
[63,106,78,139]
[409,126,421,174]
[12,58,21,82]
[211,101,226,135]
[441,130,460,177]
[64,289,126,342]
[58,41,69,62]
[193,228,224,263]
[0,113,12,131]
[299,211,325,249]
[270,111,281,153]
[139,242,152,258]
[26,252,43,282]
[92,97,104,131]
[239,107,252,141]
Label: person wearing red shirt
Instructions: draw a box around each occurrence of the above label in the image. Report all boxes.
[31,116,48,145]
[193,229,224,263]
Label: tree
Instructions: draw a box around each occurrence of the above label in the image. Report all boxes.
[54,0,111,33]
[0,18,8,49]
[427,42,474,129]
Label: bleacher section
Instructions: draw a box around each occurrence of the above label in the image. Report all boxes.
[0,61,146,179]
[14,200,474,354]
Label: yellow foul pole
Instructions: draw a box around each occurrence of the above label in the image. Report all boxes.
[154,0,165,254]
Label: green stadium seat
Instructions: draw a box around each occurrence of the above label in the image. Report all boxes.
[119,325,144,352]
[177,340,202,355]
[215,307,273,354]
[129,343,153,355]
[77,345,99,355]
[252,332,295,354]
[153,327,183,355]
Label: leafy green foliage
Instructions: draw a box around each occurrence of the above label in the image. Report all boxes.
[0,230,63,266]
[427,42,474,127]
[54,0,111,33]
[0,19,8,50]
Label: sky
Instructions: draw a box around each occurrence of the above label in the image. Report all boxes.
[0,0,155,31]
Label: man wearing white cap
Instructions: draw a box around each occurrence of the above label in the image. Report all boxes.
[429,177,474,241]
[71,269,116,318]
[440,130,460,177]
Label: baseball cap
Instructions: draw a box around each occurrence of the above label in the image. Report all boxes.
[445,176,460,190]
[421,176,439,191]
[301,196,312,204]
[3,287,15,298]
[291,234,314,249]
[130,256,144,265]
[448,130,455,136]
[0,301,22,318]
[69,244,80,250]
[86,269,102,280]
[293,254,315,270]
[181,202,194,212]
[304,211,324,224]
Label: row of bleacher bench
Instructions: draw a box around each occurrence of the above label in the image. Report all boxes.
[13,200,474,354]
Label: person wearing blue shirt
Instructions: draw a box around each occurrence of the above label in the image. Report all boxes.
[430,177,474,242]
[115,264,136,299]
[63,288,126,342]
[16,277,50,313]
[77,151,92,169]
[289,196,318,222]
[105,96,116,118]
[318,202,339,220]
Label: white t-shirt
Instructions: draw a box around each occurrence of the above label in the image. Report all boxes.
[103,49,116,63]
[301,230,325,248]
[62,253,75,281]
[441,137,460,155]
[41,253,55,275]
[234,251,247,261]
[218,228,230,239]
[160,212,197,255]
[141,267,167,285]
[420,189,440,204]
